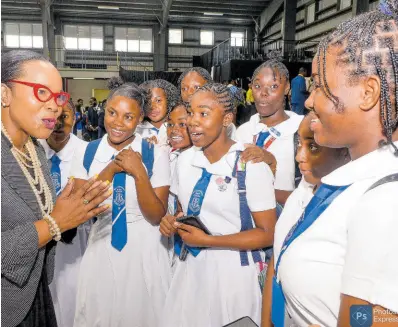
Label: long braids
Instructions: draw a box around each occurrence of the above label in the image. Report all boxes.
[317,0,398,155]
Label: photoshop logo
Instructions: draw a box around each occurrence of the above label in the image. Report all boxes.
[350,305,373,327]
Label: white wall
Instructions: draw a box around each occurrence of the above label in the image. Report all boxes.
[66,79,108,106]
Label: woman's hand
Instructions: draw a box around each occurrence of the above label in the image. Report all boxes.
[114,148,147,179]
[174,222,210,247]
[159,214,178,237]
[145,135,158,145]
[241,144,277,175]
[51,176,112,232]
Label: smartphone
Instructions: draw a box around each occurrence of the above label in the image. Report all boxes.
[223,316,259,327]
[176,215,211,235]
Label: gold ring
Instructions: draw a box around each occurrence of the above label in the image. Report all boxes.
[83,198,90,205]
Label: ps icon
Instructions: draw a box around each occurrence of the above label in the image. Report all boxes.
[350,305,373,327]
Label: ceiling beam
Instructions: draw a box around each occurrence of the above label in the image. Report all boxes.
[160,0,174,33]
[172,5,262,15]
[174,0,268,6]
[259,0,283,34]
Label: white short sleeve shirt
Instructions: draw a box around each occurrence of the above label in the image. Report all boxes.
[70,134,171,222]
[236,111,303,191]
[39,134,88,192]
[136,121,168,147]
[175,142,276,236]
[274,142,398,327]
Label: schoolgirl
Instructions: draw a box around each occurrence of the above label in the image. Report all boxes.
[137,79,179,146]
[71,83,171,327]
[269,2,398,326]
[38,100,89,327]
[261,112,349,326]
[166,101,192,215]
[177,67,212,104]
[236,60,304,205]
[160,83,277,327]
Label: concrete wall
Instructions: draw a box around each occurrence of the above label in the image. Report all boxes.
[66,78,108,105]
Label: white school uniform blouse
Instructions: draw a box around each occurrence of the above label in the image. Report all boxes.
[136,120,168,147]
[235,111,303,191]
[175,141,276,241]
[168,148,181,215]
[71,133,171,217]
[273,142,398,327]
[38,134,89,327]
[163,142,276,327]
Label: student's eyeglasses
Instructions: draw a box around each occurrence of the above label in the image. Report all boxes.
[8,80,70,107]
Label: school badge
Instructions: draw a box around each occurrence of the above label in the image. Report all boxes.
[215,177,227,192]
[189,190,204,214]
[113,186,126,207]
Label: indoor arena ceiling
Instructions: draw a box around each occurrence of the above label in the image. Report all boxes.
[2,0,272,27]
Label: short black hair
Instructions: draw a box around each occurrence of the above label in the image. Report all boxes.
[90,97,97,102]
[177,67,212,88]
[252,59,290,82]
[1,50,50,87]
[140,79,179,115]
[77,98,83,102]
[107,82,146,114]
[299,67,307,74]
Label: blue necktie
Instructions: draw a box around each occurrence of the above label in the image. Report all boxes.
[50,154,62,196]
[111,172,127,251]
[271,183,351,327]
[174,168,212,257]
[255,131,270,147]
[150,127,159,135]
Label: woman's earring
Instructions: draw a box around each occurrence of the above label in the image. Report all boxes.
[2,103,7,108]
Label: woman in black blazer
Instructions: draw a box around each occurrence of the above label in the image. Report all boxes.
[1,50,111,327]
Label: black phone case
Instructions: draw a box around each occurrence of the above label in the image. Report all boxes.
[176,216,211,235]
[223,316,259,327]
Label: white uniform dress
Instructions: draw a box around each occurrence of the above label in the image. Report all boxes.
[236,111,303,192]
[136,120,168,147]
[38,134,90,327]
[163,142,276,327]
[71,134,172,327]
[274,142,398,327]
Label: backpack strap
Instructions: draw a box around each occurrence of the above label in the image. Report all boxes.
[83,139,102,173]
[365,173,398,193]
[293,131,302,188]
[141,138,154,179]
[232,151,262,266]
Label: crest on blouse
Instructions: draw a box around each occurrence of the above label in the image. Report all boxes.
[113,186,126,207]
[189,190,204,214]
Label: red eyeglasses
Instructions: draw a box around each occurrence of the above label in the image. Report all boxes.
[8,80,70,107]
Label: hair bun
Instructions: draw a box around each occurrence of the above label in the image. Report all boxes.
[379,0,398,17]
[107,76,124,90]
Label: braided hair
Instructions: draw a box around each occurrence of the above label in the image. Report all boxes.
[177,67,212,89]
[252,59,290,83]
[193,83,234,113]
[316,0,398,155]
[140,79,179,116]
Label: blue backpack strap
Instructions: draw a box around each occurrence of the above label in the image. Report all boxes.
[232,151,262,266]
[141,138,154,179]
[83,139,102,174]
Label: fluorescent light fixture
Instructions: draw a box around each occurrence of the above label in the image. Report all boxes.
[73,77,95,80]
[203,12,223,16]
[98,5,119,10]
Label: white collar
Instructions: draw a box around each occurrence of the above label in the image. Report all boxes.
[249,111,303,138]
[95,133,144,163]
[322,141,398,186]
[139,120,167,131]
[39,134,84,162]
[190,142,245,176]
